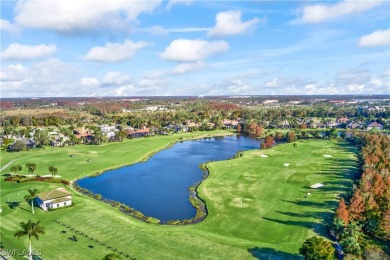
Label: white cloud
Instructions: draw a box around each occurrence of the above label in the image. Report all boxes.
[265,77,279,87]
[208,11,261,37]
[173,62,207,74]
[368,78,383,87]
[347,84,365,92]
[225,79,252,94]
[80,77,100,86]
[304,84,317,94]
[102,71,132,86]
[84,40,150,62]
[14,0,162,32]
[336,69,370,85]
[1,59,82,97]
[383,70,390,77]
[160,39,229,62]
[0,19,18,33]
[1,43,56,60]
[358,28,390,47]
[296,0,383,24]
[167,0,192,10]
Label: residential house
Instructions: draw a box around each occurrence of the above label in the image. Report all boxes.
[347,123,362,129]
[36,188,72,211]
[326,121,339,128]
[279,120,290,128]
[50,133,69,147]
[8,138,36,151]
[311,122,326,129]
[337,117,349,123]
[367,122,383,130]
[223,120,239,129]
[127,127,151,138]
[187,122,199,132]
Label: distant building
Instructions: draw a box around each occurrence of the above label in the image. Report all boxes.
[347,123,362,129]
[36,188,72,211]
[223,120,239,129]
[367,122,383,130]
[326,121,339,128]
[263,100,278,104]
[8,138,36,151]
[311,122,326,129]
[279,120,290,128]
[127,127,151,138]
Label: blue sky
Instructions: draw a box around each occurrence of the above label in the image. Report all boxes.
[1,0,389,97]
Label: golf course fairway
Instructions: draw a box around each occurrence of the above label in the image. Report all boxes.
[0,137,358,259]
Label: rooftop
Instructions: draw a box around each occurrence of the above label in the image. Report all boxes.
[37,188,71,201]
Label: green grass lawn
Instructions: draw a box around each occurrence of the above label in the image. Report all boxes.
[0,137,358,260]
[0,130,232,181]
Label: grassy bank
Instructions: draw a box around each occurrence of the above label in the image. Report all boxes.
[0,130,233,181]
[1,138,358,259]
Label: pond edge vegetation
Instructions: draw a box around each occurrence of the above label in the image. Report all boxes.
[73,131,234,225]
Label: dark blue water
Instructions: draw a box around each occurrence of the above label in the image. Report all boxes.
[77,135,260,221]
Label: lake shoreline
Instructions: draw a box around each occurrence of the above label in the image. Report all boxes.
[71,131,237,225]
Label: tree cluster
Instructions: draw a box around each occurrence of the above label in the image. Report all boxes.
[332,133,389,258]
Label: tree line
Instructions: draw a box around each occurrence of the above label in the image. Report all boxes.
[332,132,389,258]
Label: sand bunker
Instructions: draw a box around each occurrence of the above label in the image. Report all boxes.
[260,155,269,158]
[41,175,62,178]
[323,154,333,158]
[283,163,290,167]
[310,183,324,189]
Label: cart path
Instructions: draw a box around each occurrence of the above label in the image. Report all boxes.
[0,160,15,172]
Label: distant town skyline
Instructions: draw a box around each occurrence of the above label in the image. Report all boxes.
[1,0,389,97]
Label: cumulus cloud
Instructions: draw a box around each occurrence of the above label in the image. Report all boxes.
[166,0,192,10]
[84,40,150,62]
[336,69,371,85]
[14,0,162,32]
[1,59,82,97]
[160,39,229,62]
[296,0,383,24]
[304,84,317,95]
[0,19,18,33]
[224,79,252,94]
[80,77,100,86]
[208,11,262,37]
[358,28,390,47]
[1,43,56,60]
[102,71,132,86]
[265,77,279,87]
[173,62,207,74]
[347,84,365,92]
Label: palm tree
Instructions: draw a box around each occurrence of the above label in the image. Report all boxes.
[14,220,45,260]
[24,188,38,214]
[25,163,37,176]
[10,165,22,176]
[48,166,58,178]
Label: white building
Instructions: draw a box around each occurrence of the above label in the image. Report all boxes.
[36,188,72,211]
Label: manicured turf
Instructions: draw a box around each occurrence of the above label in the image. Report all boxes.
[0,137,358,260]
[0,130,232,181]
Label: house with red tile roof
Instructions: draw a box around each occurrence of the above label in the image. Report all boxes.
[367,122,383,130]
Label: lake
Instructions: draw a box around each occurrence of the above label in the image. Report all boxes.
[77,135,260,221]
